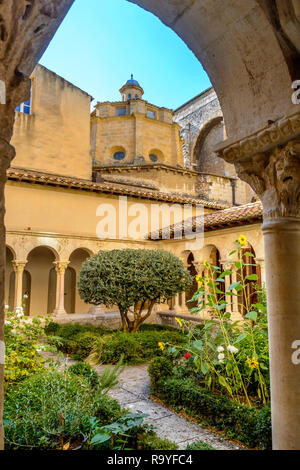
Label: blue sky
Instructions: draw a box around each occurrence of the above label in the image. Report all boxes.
[40,0,211,110]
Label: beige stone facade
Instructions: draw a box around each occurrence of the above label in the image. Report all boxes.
[4,65,262,320]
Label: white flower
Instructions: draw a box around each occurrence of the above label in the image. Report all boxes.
[217,346,224,353]
[227,344,239,354]
[5,320,11,325]
[218,352,225,363]
[15,306,24,318]
[5,305,9,310]
[23,293,28,299]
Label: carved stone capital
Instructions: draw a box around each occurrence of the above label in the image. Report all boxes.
[12,261,27,273]
[216,112,300,164]
[234,139,300,219]
[53,261,69,275]
[216,112,300,220]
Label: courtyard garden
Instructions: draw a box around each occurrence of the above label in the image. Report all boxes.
[3,242,272,450]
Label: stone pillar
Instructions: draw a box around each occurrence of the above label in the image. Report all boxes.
[217,123,300,450]
[173,294,179,312]
[53,262,69,316]
[12,261,27,311]
[181,291,187,311]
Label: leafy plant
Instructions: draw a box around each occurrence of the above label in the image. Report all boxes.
[148,370,271,449]
[158,237,270,406]
[4,311,52,390]
[186,440,215,450]
[89,413,148,450]
[68,362,99,388]
[78,249,193,333]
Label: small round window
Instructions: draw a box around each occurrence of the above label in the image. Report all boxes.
[149,154,158,162]
[114,151,125,161]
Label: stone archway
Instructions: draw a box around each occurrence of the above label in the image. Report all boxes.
[0,0,299,450]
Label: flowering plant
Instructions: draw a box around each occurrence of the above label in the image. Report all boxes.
[4,310,53,390]
[158,237,269,407]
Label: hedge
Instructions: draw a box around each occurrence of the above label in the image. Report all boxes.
[149,357,271,450]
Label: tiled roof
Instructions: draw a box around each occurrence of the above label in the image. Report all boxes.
[7,167,229,209]
[149,202,263,239]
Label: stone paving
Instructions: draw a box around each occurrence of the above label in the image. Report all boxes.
[43,353,243,450]
[93,363,243,451]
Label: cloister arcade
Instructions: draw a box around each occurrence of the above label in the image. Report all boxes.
[0,0,299,451]
[5,240,94,317]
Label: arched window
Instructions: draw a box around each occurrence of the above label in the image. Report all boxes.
[149,154,158,162]
[114,151,125,161]
[135,94,139,99]
[128,93,132,100]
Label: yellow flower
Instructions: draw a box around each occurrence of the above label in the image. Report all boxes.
[207,278,211,283]
[238,235,247,246]
[247,357,259,369]
[195,275,203,286]
[175,317,183,327]
[158,342,164,351]
[204,260,210,268]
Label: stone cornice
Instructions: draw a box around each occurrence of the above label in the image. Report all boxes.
[216,111,300,163]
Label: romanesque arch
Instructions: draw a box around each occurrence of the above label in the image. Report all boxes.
[192,117,226,174]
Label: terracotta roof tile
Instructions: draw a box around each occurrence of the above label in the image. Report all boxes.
[7,167,229,209]
[149,202,263,239]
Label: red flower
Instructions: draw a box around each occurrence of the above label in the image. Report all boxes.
[185,353,191,359]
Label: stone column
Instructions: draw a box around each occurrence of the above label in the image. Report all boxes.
[12,261,27,312]
[181,291,187,311]
[217,121,300,450]
[53,261,69,316]
[173,294,179,312]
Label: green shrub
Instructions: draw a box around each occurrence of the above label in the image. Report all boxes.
[44,321,60,335]
[4,312,48,390]
[87,329,184,365]
[139,324,178,332]
[148,357,173,386]
[68,362,99,388]
[148,361,271,449]
[4,369,124,450]
[72,332,100,359]
[137,431,178,450]
[92,394,124,425]
[46,322,184,364]
[100,332,143,364]
[186,441,215,450]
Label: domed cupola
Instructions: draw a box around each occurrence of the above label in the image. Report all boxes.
[120,74,144,101]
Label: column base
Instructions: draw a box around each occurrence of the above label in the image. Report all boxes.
[88,305,105,315]
[52,308,67,317]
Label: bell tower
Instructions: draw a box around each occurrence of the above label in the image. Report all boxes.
[119,74,144,101]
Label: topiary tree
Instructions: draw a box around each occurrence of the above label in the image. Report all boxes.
[78,249,193,333]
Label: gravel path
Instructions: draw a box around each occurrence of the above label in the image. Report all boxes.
[43,353,243,450]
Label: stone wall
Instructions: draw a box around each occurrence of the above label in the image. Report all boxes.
[11,65,92,180]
